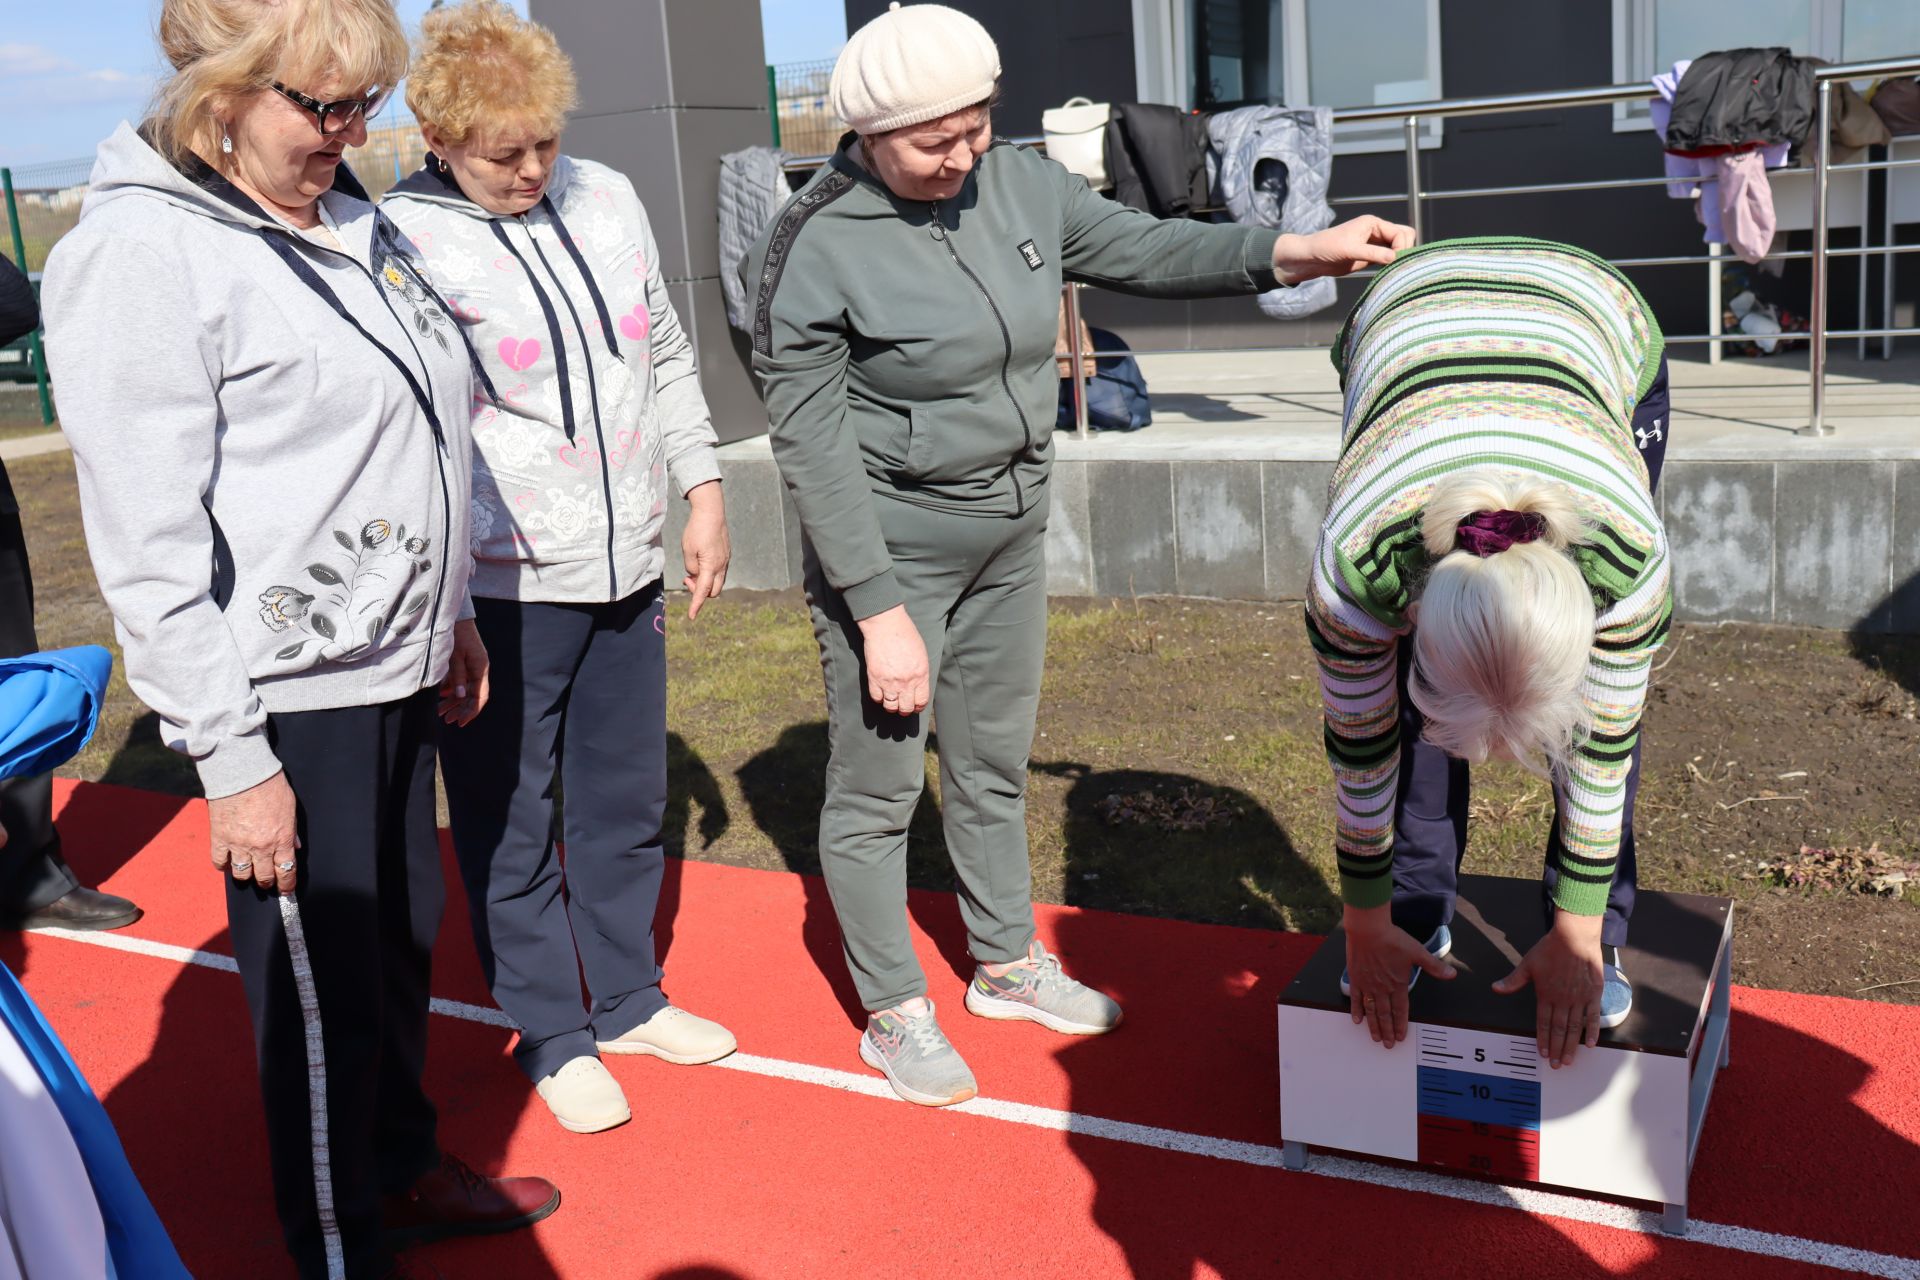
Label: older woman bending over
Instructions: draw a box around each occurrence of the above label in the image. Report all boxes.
[1309,235,1673,1072]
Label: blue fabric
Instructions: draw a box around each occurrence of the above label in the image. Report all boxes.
[0,641,188,1276]
[0,964,191,1278]
[1056,327,1152,432]
[0,645,112,782]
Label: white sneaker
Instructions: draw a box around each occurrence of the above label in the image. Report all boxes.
[534,1056,630,1134]
[596,1005,738,1065]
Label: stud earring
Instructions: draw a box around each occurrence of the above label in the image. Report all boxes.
[221,132,233,155]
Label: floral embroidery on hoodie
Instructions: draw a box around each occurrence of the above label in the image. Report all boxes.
[261,517,435,662]
[374,226,457,357]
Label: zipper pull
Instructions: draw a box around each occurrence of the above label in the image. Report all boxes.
[928,202,945,241]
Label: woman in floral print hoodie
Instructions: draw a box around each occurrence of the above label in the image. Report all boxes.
[382,0,736,1136]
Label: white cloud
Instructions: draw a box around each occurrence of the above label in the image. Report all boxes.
[0,43,70,76]
[0,43,150,111]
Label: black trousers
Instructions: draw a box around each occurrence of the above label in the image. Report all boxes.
[438,584,670,1084]
[0,510,80,915]
[227,690,443,1280]
[1390,357,1671,949]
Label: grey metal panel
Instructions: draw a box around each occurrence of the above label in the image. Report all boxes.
[1663,462,1777,624]
[533,0,673,119]
[561,111,696,280]
[1774,461,1895,628]
[664,0,781,109]
[1172,460,1265,599]
[667,278,767,447]
[1262,460,1332,599]
[670,107,780,280]
[1088,460,1175,596]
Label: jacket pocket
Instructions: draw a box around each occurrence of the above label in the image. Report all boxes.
[904,404,1013,484]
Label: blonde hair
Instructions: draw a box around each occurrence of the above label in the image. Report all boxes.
[1409,468,1597,776]
[405,0,578,148]
[151,0,409,168]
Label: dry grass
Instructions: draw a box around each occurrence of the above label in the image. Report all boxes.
[11,449,1920,1001]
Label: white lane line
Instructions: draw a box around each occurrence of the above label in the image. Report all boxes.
[33,926,1920,1280]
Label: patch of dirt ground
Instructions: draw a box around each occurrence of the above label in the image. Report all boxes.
[12,450,1919,1006]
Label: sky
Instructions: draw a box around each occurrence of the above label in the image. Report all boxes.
[0,0,847,169]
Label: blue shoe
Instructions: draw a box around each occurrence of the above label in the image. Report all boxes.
[1340,924,1452,997]
[1599,947,1633,1029]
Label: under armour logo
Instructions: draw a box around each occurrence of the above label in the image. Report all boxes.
[1636,418,1664,449]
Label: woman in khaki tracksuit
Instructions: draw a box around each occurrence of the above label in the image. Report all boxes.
[742,3,1411,1108]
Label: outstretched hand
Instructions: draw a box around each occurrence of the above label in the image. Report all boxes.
[1344,903,1456,1048]
[1493,910,1606,1068]
[1273,215,1417,286]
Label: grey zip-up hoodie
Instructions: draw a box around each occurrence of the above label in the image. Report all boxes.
[382,155,721,605]
[41,123,476,799]
[741,138,1282,619]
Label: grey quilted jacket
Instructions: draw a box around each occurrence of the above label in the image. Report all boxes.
[718,146,792,329]
[1208,106,1336,319]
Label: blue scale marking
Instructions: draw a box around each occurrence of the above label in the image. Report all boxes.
[1416,1065,1541,1130]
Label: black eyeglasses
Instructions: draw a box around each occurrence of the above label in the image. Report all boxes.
[270,81,392,135]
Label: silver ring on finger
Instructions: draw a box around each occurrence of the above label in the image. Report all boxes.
[277,861,297,874]
[231,860,253,874]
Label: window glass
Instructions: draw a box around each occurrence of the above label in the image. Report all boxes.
[1191,0,1280,108]
[1304,0,1434,108]
[1652,0,1812,74]
[1842,0,1920,61]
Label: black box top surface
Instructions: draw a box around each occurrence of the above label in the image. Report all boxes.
[1278,874,1732,1057]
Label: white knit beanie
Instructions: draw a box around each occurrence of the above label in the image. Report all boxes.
[831,2,1002,136]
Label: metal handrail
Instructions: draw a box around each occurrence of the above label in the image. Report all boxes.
[773,52,1920,438]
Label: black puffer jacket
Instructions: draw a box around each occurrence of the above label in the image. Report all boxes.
[0,253,36,347]
[1105,103,1211,218]
[1664,47,1817,154]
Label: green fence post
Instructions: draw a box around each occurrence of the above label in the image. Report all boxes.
[1,167,55,427]
[767,65,782,148]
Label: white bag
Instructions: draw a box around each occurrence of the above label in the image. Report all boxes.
[1042,96,1111,190]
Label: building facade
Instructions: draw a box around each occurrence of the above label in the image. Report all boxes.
[844,0,1919,352]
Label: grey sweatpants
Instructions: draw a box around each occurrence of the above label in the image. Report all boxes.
[805,491,1050,1012]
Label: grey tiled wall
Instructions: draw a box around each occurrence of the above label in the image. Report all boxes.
[677,454,1920,634]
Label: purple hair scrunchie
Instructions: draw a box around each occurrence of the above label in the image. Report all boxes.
[1455,509,1548,557]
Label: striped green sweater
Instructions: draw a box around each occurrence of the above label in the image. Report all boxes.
[1306,236,1672,917]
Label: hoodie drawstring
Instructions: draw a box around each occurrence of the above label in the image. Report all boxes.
[487,219,579,443]
[255,229,447,449]
[376,216,501,406]
[540,194,624,363]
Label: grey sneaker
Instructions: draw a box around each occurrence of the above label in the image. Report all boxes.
[964,940,1122,1035]
[859,1000,978,1107]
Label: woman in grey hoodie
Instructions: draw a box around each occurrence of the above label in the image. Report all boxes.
[41,1,556,1276]
[381,0,736,1137]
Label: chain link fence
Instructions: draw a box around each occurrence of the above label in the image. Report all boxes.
[770,58,843,157]
[1,157,93,276]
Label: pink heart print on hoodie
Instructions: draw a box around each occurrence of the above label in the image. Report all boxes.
[380,154,720,606]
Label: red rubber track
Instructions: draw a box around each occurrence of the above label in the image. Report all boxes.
[6,781,1917,1279]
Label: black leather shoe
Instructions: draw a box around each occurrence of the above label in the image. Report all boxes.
[1,887,143,933]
